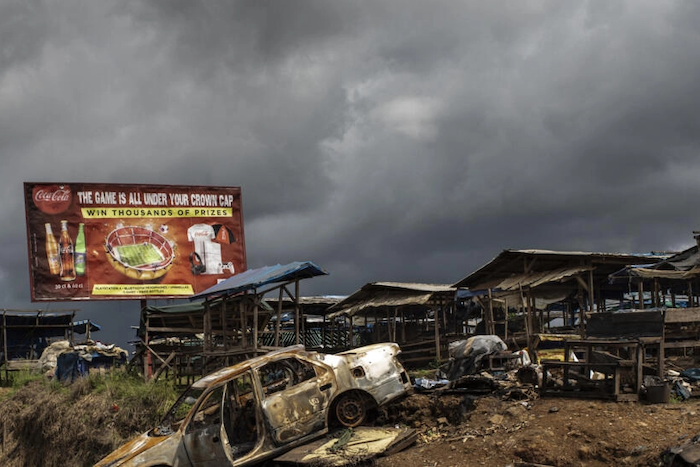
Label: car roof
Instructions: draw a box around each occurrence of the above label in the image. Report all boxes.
[191,345,308,388]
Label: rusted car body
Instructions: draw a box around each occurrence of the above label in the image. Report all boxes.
[95,343,411,467]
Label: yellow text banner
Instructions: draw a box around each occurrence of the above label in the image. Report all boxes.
[81,207,232,219]
[92,284,194,296]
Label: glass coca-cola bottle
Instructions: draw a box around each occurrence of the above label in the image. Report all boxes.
[59,220,76,281]
[45,223,60,275]
[75,223,86,276]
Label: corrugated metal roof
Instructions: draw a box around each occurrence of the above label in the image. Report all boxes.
[190,261,328,301]
[609,266,700,281]
[496,266,593,291]
[72,320,101,334]
[453,249,663,290]
[608,244,700,282]
[328,282,455,318]
[510,249,670,259]
[266,295,347,305]
[370,282,456,292]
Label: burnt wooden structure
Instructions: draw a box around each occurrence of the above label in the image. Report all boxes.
[137,297,276,384]
[609,236,700,357]
[327,282,456,367]
[540,310,664,401]
[0,309,77,382]
[259,296,347,351]
[137,261,328,383]
[453,249,668,349]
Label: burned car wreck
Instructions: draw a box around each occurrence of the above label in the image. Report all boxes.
[95,343,411,467]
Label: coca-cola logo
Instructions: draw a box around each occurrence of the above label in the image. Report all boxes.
[33,185,72,214]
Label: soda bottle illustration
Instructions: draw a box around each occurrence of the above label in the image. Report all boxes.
[59,220,76,281]
[45,223,60,275]
[75,223,86,276]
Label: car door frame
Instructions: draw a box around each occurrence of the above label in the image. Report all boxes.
[255,355,336,446]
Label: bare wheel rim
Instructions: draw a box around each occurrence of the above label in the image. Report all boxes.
[336,394,366,427]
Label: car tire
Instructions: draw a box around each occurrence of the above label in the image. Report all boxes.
[335,392,366,427]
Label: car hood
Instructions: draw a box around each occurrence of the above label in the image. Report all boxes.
[94,431,172,467]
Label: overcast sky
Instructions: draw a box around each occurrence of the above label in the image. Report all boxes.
[4,0,700,351]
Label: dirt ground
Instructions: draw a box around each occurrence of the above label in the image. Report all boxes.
[374,391,700,467]
[4,372,700,467]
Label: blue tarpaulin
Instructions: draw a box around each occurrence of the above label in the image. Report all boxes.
[190,261,328,301]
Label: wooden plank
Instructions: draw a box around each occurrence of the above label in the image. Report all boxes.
[144,326,204,334]
[5,360,39,370]
[664,340,700,349]
[665,308,700,324]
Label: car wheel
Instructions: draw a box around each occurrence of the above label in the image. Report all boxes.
[335,392,366,427]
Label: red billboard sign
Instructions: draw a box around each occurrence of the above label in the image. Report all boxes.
[24,183,246,301]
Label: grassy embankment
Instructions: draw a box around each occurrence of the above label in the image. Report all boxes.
[0,370,179,467]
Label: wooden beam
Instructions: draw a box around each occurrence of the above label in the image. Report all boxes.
[665,307,700,323]
[151,351,176,381]
[574,275,589,293]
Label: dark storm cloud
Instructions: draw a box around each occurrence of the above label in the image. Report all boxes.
[4,0,700,349]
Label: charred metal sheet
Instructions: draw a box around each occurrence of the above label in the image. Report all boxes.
[274,427,417,466]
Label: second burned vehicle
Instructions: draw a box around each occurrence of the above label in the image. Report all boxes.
[95,343,412,467]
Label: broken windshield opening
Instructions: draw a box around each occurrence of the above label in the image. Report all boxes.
[153,386,207,436]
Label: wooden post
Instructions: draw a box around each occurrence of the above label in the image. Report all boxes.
[3,312,8,383]
[441,302,448,334]
[239,300,246,348]
[638,281,645,310]
[143,313,150,382]
[654,279,660,308]
[294,280,300,345]
[222,299,227,354]
[364,314,368,346]
[588,269,595,314]
[636,343,643,395]
[392,308,399,342]
[530,292,538,334]
[204,301,212,353]
[274,287,283,347]
[487,288,496,335]
[520,284,530,346]
[577,287,585,337]
[386,308,392,340]
[253,298,259,352]
[434,305,441,362]
[401,309,406,343]
[689,282,694,308]
[525,290,533,337]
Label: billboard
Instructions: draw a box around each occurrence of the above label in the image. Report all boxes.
[24,183,246,301]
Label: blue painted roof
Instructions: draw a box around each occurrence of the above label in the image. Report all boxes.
[190,261,328,301]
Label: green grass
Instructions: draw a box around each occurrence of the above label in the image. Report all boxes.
[80,370,181,419]
[0,369,47,400]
